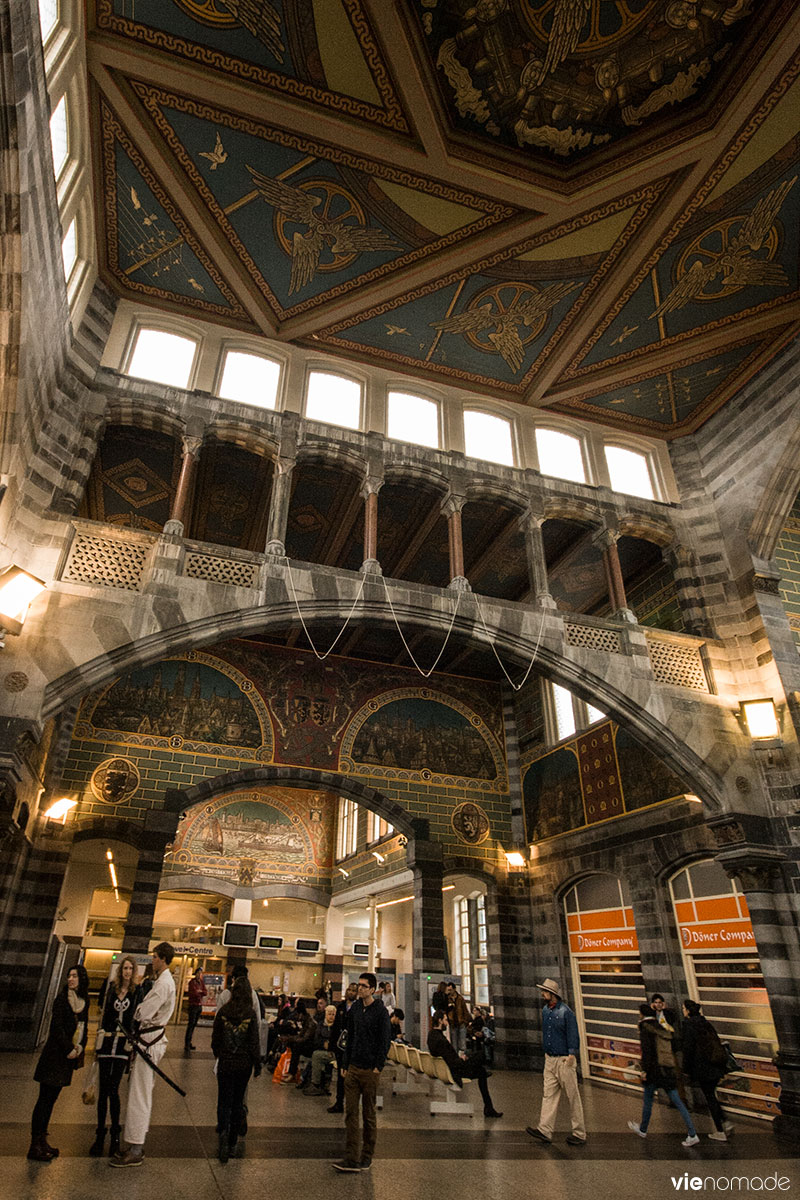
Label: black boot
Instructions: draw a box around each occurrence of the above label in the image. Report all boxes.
[89,1126,106,1156]
[108,1126,121,1157]
[27,1136,54,1162]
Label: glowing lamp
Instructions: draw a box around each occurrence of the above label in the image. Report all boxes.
[44,797,77,821]
[504,850,526,867]
[0,565,46,640]
[740,699,780,740]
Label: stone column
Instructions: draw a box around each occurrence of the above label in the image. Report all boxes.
[521,511,557,608]
[121,810,180,952]
[716,848,800,1142]
[163,435,203,536]
[485,870,541,1068]
[264,456,295,557]
[407,834,445,1045]
[595,528,636,622]
[664,544,714,637]
[443,494,470,592]
[360,475,383,575]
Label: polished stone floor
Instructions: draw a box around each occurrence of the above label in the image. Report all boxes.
[2,1032,798,1200]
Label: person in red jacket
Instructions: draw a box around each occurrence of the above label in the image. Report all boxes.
[184,967,207,1052]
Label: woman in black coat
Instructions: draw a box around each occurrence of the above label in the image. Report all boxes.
[28,964,90,1162]
[681,999,733,1141]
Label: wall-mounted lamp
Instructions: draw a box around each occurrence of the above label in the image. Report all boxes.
[442,884,455,892]
[372,851,385,864]
[338,867,350,878]
[44,797,77,822]
[504,850,526,868]
[739,698,781,740]
[262,899,269,907]
[0,565,46,646]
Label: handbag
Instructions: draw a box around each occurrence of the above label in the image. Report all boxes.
[272,1048,291,1084]
[721,1041,742,1075]
[81,1059,98,1105]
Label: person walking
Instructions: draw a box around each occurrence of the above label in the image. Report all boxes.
[91,954,141,1157]
[628,1002,699,1147]
[332,971,391,1173]
[111,941,176,1167]
[681,999,734,1141]
[28,964,90,1162]
[445,981,470,1053]
[211,976,262,1162]
[328,982,358,1114]
[526,978,586,1147]
[184,967,206,1052]
[428,1011,502,1118]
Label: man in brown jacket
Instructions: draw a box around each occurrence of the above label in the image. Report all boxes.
[446,981,470,1053]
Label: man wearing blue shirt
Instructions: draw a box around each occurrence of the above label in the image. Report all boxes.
[526,977,586,1147]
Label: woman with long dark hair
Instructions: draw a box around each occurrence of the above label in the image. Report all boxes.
[211,975,262,1162]
[681,999,734,1141]
[90,955,141,1157]
[28,963,90,1162]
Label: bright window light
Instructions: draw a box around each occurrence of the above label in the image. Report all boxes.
[464,410,514,466]
[39,0,59,44]
[218,350,280,409]
[127,328,198,389]
[586,702,606,726]
[305,371,361,430]
[553,683,576,740]
[62,219,77,283]
[50,95,68,181]
[535,428,585,484]
[605,445,655,499]
[387,391,439,448]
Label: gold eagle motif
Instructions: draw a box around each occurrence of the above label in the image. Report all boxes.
[199,132,227,171]
[246,166,399,295]
[432,281,580,372]
[221,0,285,64]
[533,0,592,86]
[652,177,796,317]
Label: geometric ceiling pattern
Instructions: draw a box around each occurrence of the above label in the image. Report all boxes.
[87,0,800,438]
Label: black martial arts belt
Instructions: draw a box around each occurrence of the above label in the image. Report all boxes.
[118,1022,187,1097]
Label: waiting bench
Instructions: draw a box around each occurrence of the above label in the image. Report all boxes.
[387,1041,475,1116]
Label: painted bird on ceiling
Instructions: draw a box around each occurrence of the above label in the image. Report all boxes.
[432,280,579,372]
[221,0,285,64]
[651,176,796,317]
[533,0,592,86]
[247,166,399,294]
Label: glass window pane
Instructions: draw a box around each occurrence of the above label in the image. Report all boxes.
[464,410,514,465]
[50,95,68,181]
[127,328,198,389]
[218,351,280,409]
[61,219,77,282]
[39,0,59,43]
[586,702,606,725]
[387,391,439,448]
[605,445,655,499]
[535,428,585,483]
[305,371,361,430]
[552,682,576,740]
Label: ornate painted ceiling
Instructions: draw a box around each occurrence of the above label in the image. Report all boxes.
[86,0,800,437]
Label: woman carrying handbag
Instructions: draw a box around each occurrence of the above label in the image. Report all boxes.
[28,964,90,1162]
[681,999,735,1142]
[90,955,141,1157]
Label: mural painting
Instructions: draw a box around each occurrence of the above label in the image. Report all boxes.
[613,726,686,811]
[523,746,584,842]
[343,691,503,786]
[165,786,336,888]
[451,801,490,846]
[90,757,140,804]
[79,654,273,760]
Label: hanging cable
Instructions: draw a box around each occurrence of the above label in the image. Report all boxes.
[472,591,547,691]
[381,573,462,678]
[284,559,367,660]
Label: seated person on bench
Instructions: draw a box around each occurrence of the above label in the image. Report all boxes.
[427,1012,502,1119]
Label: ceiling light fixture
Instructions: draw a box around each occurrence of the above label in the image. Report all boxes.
[372,851,385,864]
[376,895,413,909]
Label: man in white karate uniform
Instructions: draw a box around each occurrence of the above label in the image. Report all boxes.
[111,942,176,1167]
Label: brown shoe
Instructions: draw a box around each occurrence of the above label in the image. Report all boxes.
[110,1148,144,1167]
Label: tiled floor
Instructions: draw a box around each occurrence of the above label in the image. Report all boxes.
[2,1036,797,1200]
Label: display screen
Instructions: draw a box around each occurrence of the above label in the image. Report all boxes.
[295,938,321,953]
[222,921,259,948]
[353,943,369,956]
[259,935,283,950]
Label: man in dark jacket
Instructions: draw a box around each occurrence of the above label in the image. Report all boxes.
[427,1012,502,1118]
[332,972,391,1173]
[627,1003,699,1146]
[328,982,357,1113]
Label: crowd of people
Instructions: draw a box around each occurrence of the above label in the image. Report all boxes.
[27,957,736,1170]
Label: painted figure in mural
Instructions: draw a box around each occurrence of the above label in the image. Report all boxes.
[352,699,496,779]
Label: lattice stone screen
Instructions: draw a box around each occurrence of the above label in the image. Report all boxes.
[565,621,623,654]
[183,551,259,589]
[647,637,709,691]
[62,532,149,591]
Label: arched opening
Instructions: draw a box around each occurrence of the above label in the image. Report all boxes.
[187,437,274,552]
[285,460,364,570]
[617,535,683,632]
[461,497,529,601]
[79,423,180,531]
[377,477,449,587]
[542,515,609,615]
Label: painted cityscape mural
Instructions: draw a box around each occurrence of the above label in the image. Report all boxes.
[349,695,498,780]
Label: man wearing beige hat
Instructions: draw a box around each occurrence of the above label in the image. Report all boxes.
[526,978,586,1147]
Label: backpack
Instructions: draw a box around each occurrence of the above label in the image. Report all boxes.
[654,1025,677,1070]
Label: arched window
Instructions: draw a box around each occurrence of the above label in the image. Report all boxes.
[49,94,69,182]
[463,410,514,466]
[367,811,393,843]
[39,0,59,44]
[535,428,586,484]
[336,798,359,860]
[387,391,439,448]
[61,217,77,284]
[605,445,655,500]
[454,896,472,999]
[552,682,577,740]
[305,371,361,430]
[126,327,199,389]
[217,350,281,409]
